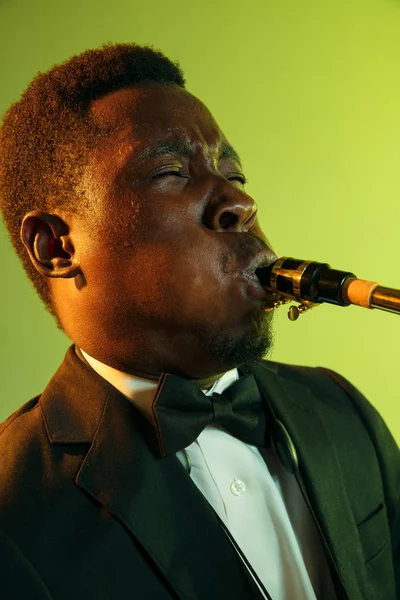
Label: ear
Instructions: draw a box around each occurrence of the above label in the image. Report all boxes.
[20,211,81,278]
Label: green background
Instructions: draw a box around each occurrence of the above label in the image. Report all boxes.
[1,0,399,444]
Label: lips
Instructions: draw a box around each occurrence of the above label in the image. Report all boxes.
[241,271,271,300]
[237,253,279,304]
[240,252,274,276]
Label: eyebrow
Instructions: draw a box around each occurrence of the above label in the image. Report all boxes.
[130,139,242,168]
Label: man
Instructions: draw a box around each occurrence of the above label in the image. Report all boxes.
[0,42,398,600]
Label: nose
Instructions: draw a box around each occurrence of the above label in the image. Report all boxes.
[204,191,258,233]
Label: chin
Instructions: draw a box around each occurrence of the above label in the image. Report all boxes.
[199,309,275,369]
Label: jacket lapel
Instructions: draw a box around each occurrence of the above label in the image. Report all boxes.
[243,360,367,596]
[41,346,265,600]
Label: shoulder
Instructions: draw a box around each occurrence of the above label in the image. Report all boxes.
[0,393,88,519]
[252,357,398,459]
[258,358,400,528]
[247,357,348,406]
[0,395,51,523]
[258,357,369,408]
[0,395,48,474]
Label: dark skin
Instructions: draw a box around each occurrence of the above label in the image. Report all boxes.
[20,83,278,389]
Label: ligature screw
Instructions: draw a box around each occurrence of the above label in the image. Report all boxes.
[288,303,319,321]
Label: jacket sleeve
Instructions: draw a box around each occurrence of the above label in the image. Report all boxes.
[319,367,400,598]
[0,527,53,599]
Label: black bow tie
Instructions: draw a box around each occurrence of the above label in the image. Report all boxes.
[151,373,270,457]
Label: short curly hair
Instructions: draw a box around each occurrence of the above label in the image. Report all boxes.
[0,42,186,331]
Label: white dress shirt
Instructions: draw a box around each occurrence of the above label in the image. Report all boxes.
[79,347,338,600]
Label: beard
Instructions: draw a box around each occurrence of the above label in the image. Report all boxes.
[196,308,276,369]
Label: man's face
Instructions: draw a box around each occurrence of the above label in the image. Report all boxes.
[60,83,278,378]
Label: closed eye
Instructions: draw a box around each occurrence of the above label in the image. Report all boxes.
[153,170,248,184]
[229,175,248,184]
[153,170,184,178]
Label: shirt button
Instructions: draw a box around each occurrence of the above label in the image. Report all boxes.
[230,479,246,496]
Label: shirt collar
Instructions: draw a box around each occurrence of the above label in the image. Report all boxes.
[77,347,239,425]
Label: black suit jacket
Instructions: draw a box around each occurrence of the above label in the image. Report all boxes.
[0,344,398,600]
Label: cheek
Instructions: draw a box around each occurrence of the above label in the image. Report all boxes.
[97,200,232,316]
[119,240,225,320]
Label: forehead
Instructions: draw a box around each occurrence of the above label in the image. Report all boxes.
[90,84,223,152]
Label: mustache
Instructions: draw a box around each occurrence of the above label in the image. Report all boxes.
[220,232,277,275]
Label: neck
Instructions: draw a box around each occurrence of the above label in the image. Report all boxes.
[75,346,225,390]
[189,373,226,390]
[133,372,225,390]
